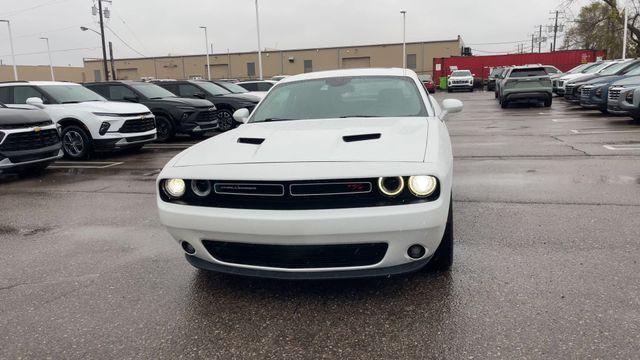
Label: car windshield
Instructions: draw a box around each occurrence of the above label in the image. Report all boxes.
[509,68,547,77]
[587,62,616,73]
[195,82,231,96]
[599,61,634,75]
[40,85,106,103]
[623,66,640,76]
[250,76,427,123]
[451,70,471,77]
[217,82,249,94]
[567,63,590,73]
[490,68,502,76]
[129,83,176,99]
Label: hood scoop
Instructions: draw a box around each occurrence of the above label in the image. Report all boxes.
[237,137,265,145]
[342,133,381,143]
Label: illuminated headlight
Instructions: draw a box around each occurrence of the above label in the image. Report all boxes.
[408,176,438,197]
[163,179,186,198]
[378,176,405,197]
[190,180,211,197]
[626,91,634,102]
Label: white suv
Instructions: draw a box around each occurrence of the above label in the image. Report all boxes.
[447,70,474,92]
[0,81,156,159]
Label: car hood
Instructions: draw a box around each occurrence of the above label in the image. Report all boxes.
[566,73,600,85]
[0,107,51,125]
[245,91,267,100]
[152,97,214,107]
[612,75,640,87]
[173,117,430,167]
[216,93,261,103]
[585,75,626,86]
[60,101,151,114]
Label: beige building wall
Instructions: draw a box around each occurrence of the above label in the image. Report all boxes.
[0,65,85,82]
[83,38,462,82]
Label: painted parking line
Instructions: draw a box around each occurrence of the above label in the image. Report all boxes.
[49,161,124,169]
[570,129,640,134]
[552,118,600,123]
[603,144,640,151]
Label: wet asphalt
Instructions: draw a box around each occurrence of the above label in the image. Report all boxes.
[1,91,639,359]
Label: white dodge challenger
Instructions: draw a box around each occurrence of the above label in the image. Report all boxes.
[157,68,462,279]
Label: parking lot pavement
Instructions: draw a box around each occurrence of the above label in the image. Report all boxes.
[1,92,639,359]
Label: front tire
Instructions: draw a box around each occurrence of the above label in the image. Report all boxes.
[544,97,553,107]
[155,115,175,142]
[61,125,92,160]
[217,109,236,132]
[427,196,453,271]
[501,99,509,108]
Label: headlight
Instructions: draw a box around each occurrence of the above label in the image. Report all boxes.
[595,88,603,97]
[191,180,211,197]
[408,176,437,197]
[99,122,111,135]
[378,176,405,197]
[164,179,186,198]
[626,91,634,102]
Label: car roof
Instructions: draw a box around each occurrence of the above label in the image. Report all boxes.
[279,68,418,84]
[0,81,79,87]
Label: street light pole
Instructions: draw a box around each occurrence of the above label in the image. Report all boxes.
[401,11,407,69]
[254,0,263,80]
[40,37,55,81]
[0,20,18,80]
[200,26,211,80]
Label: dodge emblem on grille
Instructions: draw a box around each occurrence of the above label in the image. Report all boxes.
[33,127,41,133]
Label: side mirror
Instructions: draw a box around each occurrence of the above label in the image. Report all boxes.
[123,96,139,103]
[440,99,463,120]
[26,97,45,108]
[233,108,250,124]
[194,93,206,99]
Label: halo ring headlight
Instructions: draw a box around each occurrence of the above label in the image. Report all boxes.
[378,176,405,197]
[191,180,212,197]
[408,176,437,197]
[164,178,186,198]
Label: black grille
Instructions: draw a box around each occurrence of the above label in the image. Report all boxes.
[160,178,440,210]
[0,129,59,152]
[202,241,388,268]
[0,120,53,130]
[125,134,155,143]
[609,89,621,101]
[119,117,155,133]
[196,110,218,124]
[9,150,59,163]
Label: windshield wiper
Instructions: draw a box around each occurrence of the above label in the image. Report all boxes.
[262,118,296,122]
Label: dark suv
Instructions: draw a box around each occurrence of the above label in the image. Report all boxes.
[85,81,217,141]
[0,102,62,175]
[153,80,260,132]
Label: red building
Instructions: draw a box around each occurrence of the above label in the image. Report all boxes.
[433,49,607,81]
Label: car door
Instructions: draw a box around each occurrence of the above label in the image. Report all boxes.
[108,85,138,102]
[6,86,51,108]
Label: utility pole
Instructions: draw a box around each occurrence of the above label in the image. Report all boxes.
[531,34,535,53]
[552,10,559,51]
[0,20,18,80]
[97,0,109,80]
[254,0,263,80]
[538,25,542,53]
[40,37,54,81]
[109,41,116,80]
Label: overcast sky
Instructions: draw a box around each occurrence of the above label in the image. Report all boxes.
[0,0,590,67]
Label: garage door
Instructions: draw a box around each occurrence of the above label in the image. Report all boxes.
[342,57,371,69]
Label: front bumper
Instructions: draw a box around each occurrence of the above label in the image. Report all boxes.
[158,195,450,278]
[93,130,157,150]
[448,84,473,91]
[179,109,219,133]
[0,145,63,171]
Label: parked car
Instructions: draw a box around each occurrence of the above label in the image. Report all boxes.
[85,81,217,141]
[563,61,624,102]
[494,67,511,98]
[154,80,260,132]
[418,75,436,93]
[579,60,640,113]
[447,70,474,92]
[553,63,594,95]
[0,81,156,160]
[212,81,267,100]
[609,84,640,120]
[498,65,552,108]
[487,67,503,91]
[236,80,278,92]
[218,78,240,83]
[0,102,62,175]
[271,75,289,81]
[156,68,461,279]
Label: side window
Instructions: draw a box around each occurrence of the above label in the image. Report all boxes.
[161,84,179,95]
[257,82,273,91]
[13,86,47,104]
[242,83,257,91]
[178,84,202,97]
[0,87,11,103]
[87,85,109,98]
[109,85,137,101]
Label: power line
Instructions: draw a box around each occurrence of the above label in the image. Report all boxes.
[0,0,75,17]
[466,39,531,46]
[105,25,146,57]
[0,46,100,58]
[13,23,91,39]
[112,10,147,52]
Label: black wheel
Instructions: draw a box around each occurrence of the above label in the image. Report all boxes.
[501,99,509,108]
[155,115,175,142]
[427,196,453,271]
[494,91,498,99]
[544,97,552,107]
[61,125,92,160]
[217,109,236,132]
